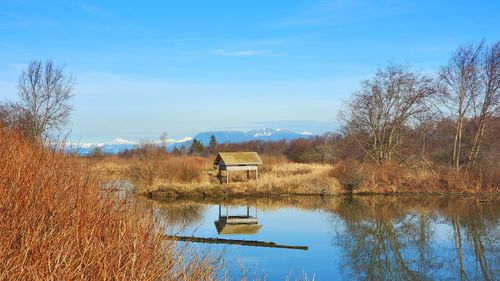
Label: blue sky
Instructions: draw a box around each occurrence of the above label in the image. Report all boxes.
[0,0,498,142]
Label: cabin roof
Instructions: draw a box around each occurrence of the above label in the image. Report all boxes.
[214,222,262,235]
[214,152,262,166]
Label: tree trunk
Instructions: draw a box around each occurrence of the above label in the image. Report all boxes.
[468,117,487,168]
[453,117,464,170]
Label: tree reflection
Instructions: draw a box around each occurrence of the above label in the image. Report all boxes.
[140,199,209,230]
[333,196,499,281]
[449,200,497,281]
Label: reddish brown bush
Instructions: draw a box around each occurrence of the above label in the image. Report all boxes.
[330,159,365,192]
[331,159,499,194]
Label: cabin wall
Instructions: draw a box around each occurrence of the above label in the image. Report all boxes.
[225,165,258,171]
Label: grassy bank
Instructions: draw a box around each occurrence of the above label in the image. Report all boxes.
[92,154,341,199]
[0,128,217,280]
[91,152,499,200]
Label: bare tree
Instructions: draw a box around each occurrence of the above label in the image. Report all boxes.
[467,41,500,168]
[159,131,169,147]
[439,43,483,170]
[17,59,75,142]
[340,64,436,163]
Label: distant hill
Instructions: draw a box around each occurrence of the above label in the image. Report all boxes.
[68,128,315,155]
[192,128,313,145]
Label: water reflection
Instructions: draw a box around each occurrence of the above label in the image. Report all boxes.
[215,205,262,235]
[144,195,499,280]
[332,196,498,281]
[140,199,209,229]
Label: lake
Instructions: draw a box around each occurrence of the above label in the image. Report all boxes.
[143,195,499,280]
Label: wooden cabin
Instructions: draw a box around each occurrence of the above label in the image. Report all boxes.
[214,152,262,183]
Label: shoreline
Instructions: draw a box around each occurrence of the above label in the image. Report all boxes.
[92,156,499,200]
[142,185,498,201]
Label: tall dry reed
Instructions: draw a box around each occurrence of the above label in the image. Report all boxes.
[0,128,217,280]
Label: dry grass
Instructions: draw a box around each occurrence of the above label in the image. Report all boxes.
[244,162,340,195]
[0,128,217,280]
[330,159,500,194]
[92,152,498,200]
[92,154,341,198]
[92,154,211,193]
[144,161,341,198]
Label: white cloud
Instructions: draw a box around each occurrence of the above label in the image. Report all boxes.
[211,49,286,57]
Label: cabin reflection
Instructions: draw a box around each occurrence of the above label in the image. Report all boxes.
[214,205,262,235]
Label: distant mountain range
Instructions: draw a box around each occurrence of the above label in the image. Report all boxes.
[68,128,314,155]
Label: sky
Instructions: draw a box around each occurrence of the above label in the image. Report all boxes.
[0,0,499,142]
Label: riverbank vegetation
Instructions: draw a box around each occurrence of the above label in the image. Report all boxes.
[0,127,218,279]
[90,146,498,200]
[91,153,341,198]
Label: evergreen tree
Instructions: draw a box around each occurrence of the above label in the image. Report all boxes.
[209,134,217,154]
[189,139,204,154]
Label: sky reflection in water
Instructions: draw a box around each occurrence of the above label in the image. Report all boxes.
[147,195,499,280]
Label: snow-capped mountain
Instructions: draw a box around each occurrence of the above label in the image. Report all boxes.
[67,137,192,155]
[68,128,314,155]
[191,128,313,145]
[67,138,137,155]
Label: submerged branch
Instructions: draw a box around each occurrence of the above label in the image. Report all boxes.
[165,235,309,250]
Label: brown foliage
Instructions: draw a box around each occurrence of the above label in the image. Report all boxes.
[259,154,289,173]
[124,152,209,191]
[331,159,499,194]
[329,160,365,192]
[0,128,216,280]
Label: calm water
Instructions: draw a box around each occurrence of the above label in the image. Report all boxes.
[144,195,499,280]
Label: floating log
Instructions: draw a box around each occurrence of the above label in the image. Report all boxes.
[165,235,308,251]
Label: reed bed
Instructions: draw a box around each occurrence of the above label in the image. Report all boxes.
[0,128,217,280]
